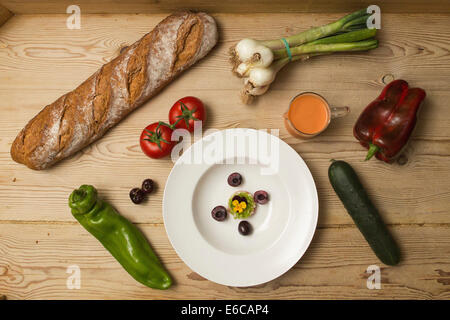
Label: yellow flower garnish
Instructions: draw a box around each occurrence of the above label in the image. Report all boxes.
[232,201,247,213]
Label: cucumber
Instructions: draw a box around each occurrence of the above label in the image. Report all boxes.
[328,160,400,265]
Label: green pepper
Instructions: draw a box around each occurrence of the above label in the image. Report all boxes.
[68,185,172,290]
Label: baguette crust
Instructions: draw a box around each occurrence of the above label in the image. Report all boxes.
[11,12,218,170]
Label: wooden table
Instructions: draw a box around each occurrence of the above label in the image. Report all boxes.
[1,2,449,299]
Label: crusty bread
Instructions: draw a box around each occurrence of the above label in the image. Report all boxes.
[11,12,218,170]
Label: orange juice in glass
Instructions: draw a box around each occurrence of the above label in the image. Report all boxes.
[284,92,349,138]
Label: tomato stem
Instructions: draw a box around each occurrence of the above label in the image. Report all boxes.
[158,121,176,130]
[144,124,169,150]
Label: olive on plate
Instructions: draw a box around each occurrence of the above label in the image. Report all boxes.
[211,205,227,221]
[238,221,252,236]
[227,172,242,187]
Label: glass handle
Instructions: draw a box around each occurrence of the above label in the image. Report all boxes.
[330,106,350,119]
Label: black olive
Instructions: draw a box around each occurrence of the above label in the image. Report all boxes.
[129,188,145,204]
[238,221,252,235]
[141,179,155,194]
[211,206,227,221]
[227,172,242,187]
[254,190,269,204]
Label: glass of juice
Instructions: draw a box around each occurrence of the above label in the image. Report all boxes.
[284,92,349,139]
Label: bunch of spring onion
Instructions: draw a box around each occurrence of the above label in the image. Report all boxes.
[230,9,379,104]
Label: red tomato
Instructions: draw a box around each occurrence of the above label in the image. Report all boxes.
[140,122,175,159]
[169,96,206,132]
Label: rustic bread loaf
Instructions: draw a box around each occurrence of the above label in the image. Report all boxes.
[11,11,218,170]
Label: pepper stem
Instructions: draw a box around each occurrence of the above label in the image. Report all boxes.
[69,185,98,215]
[71,189,86,203]
[365,143,379,161]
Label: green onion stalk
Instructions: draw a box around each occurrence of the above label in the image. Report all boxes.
[230,9,379,104]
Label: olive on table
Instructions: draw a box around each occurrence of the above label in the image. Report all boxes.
[141,179,155,194]
[254,190,269,204]
[227,172,242,187]
[211,206,227,221]
[238,221,252,236]
[129,188,145,204]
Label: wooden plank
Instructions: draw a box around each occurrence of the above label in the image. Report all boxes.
[0,222,449,299]
[1,133,449,226]
[1,13,450,90]
[0,13,449,225]
[1,0,450,14]
[0,3,12,27]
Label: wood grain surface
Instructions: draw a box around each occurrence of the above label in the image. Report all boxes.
[1,223,449,299]
[2,0,450,14]
[0,12,449,299]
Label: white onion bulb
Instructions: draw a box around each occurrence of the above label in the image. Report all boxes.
[235,38,260,62]
[248,67,276,87]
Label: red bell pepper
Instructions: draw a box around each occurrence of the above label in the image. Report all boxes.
[353,80,426,162]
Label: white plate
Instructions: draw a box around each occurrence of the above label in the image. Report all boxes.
[163,128,318,287]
